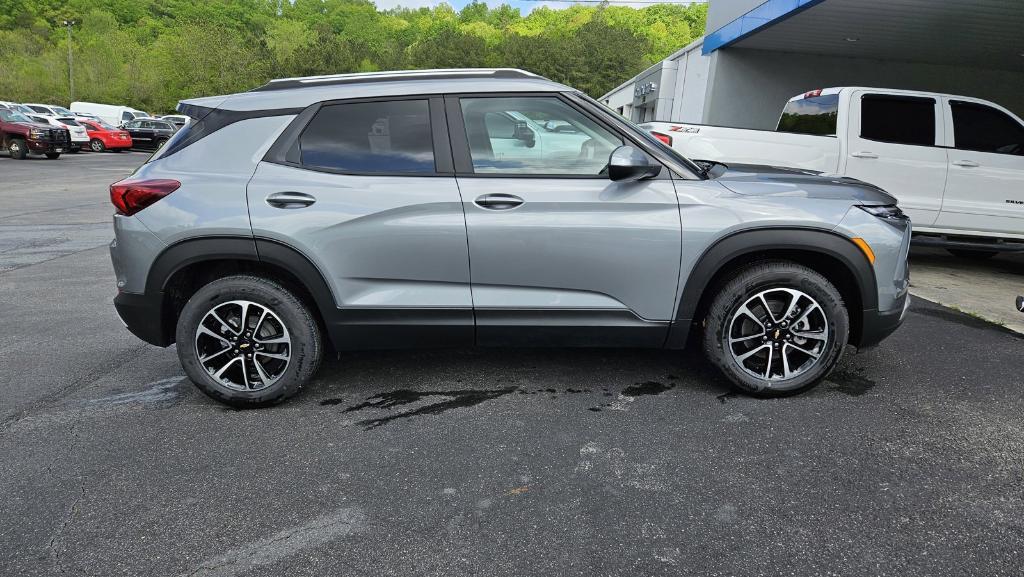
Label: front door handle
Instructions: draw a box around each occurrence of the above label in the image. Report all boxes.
[852,151,879,159]
[266,191,316,209]
[475,193,524,210]
[952,159,980,168]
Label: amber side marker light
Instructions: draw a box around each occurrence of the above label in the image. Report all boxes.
[851,237,875,265]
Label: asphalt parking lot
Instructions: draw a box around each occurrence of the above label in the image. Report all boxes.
[1,152,1022,576]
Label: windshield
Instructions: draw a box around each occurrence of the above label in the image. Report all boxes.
[570,91,707,178]
[0,109,32,123]
[777,94,840,136]
[52,106,73,116]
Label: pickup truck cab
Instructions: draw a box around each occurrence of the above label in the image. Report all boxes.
[644,87,1024,257]
[0,108,71,159]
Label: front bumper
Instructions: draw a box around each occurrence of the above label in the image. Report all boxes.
[113,291,170,347]
[27,139,70,153]
[858,294,911,349]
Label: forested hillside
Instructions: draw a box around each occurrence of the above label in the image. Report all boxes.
[0,0,706,113]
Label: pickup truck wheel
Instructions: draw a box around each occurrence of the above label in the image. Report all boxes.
[7,139,27,160]
[90,139,105,152]
[176,275,322,408]
[947,249,997,260]
[44,152,61,159]
[703,261,849,397]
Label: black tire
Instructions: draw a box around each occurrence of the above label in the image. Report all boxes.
[176,275,322,408]
[8,138,27,160]
[703,260,849,397]
[947,248,998,260]
[155,138,167,150]
[90,139,105,152]
[45,152,60,159]
[69,145,80,154]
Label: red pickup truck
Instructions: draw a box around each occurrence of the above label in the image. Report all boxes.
[0,108,71,159]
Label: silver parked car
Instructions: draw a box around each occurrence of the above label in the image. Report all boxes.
[109,69,911,407]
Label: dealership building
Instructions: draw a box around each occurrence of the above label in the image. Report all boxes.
[602,0,1024,129]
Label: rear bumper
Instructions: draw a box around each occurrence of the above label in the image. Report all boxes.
[858,294,911,349]
[113,291,170,347]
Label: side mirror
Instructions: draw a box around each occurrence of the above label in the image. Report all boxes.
[1016,295,1023,313]
[608,145,661,182]
[512,121,536,148]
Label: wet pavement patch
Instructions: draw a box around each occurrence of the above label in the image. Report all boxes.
[828,370,876,397]
[87,377,184,409]
[340,388,517,429]
[716,391,739,404]
[622,381,674,397]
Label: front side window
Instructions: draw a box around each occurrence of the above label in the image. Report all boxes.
[299,99,435,174]
[459,96,621,175]
[777,94,840,136]
[860,94,936,146]
[951,101,1024,156]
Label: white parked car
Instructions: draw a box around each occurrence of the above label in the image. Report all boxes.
[70,102,150,128]
[159,114,189,129]
[23,103,76,117]
[27,114,89,153]
[643,87,1024,258]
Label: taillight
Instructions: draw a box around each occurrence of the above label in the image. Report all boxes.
[110,179,180,216]
[652,132,673,146]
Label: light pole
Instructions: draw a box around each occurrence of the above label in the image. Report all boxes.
[62,20,76,102]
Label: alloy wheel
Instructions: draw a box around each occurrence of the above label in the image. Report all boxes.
[194,300,291,392]
[727,288,830,384]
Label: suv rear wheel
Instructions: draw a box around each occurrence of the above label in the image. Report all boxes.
[176,275,322,407]
[703,261,849,397]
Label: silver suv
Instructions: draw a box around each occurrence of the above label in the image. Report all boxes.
[109,69,911,407]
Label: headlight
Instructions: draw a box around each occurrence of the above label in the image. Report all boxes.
[858,204,908,222]
[29,128,47,139]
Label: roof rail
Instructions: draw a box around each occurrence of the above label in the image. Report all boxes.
[250,68,548,92]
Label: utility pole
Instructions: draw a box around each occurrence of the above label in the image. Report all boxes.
[62,20,76,102]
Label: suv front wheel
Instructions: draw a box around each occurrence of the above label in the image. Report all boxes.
[176,275,322,407]
[703,261,849,397]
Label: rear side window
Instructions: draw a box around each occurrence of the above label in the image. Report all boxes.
[777,94,839,136]
[950,101,1024,155]
[860,95,935,146]
[299,99,434,174]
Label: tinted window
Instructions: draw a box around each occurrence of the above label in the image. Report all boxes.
[777,94,840,136]
[122,111,133,121]
[0,110,32,123]
[860,95,935,146]
[28,105,49,113]
[300,99,434,173]
[951,101,1024,155]
[459,96,621,175]
[154,121,173,130]
[57,117,81,126]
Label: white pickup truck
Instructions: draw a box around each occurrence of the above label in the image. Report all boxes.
[643,87,1024,258]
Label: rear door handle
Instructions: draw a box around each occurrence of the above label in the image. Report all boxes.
[852,151,879,159]
[266,191,316,209]
[952,160,980,168]
[475,193,524,210]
